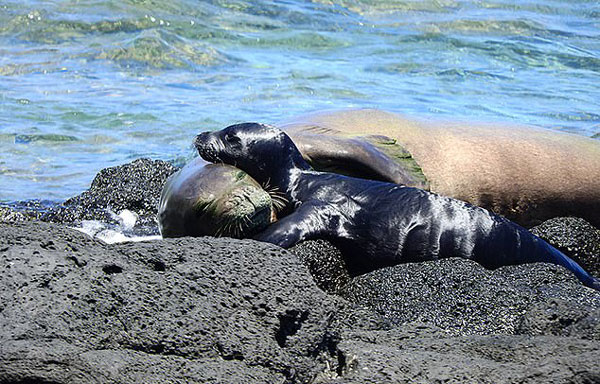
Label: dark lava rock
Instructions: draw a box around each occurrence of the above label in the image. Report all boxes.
[333,326,600,384]
[0,200,57,222]
[0,221,382,383]
[0,206,30,222]
[339,258,600,337]
[42,158,177,229]
[531,216,600,277]
[2,221,600,383]
[290,240,350,294]
[0,158,177,234]
[517,299,600,340]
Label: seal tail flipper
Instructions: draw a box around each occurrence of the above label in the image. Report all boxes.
[532,238,600,291]
[505,225,600,290]
[476,221,600,291]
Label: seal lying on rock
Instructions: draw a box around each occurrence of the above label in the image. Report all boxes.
[195,123,600,291]
[281,109,600,227]
[158,157,281,238]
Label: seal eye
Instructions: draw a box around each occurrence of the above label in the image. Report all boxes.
[235,171,246,181]
[224,133,241,145]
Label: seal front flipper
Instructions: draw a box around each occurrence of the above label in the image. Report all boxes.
[287,131,429,189]
[253,201,328,248]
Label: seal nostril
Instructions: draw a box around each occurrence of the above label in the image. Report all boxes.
[194,132,209,149]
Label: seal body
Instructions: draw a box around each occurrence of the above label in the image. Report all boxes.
[195,123,600,290]
[158,157,274,238]
[281,109,600,227]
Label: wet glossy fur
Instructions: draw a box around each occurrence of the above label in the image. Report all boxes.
[195,123,600,290]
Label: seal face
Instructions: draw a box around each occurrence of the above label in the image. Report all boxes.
[195,123,298,178]
[195,123,600,291]
[158,157,275,238]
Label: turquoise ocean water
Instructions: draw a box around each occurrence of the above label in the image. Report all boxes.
[1,0,599,202]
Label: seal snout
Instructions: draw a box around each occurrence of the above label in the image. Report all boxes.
[195,131,220,162]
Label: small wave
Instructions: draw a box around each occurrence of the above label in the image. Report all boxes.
[73,220,161,244]
[71,209,161,244]
[311,0,460,15]
[428,19,549,36]
[538,111,600,123]
[368,63,512,81]
[2,11,156,44]
[244,32,349,51]
[13,134,80,144]
[94,29,229,70]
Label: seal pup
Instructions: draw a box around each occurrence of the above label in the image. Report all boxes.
[195,123,600,290]
[280,109,600,227]
[158,157,281,238]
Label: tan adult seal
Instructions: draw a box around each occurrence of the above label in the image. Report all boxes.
[158,157,280,238]
[280,109,600,227]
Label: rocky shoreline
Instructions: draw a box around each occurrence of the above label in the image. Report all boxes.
[1,159,599,383]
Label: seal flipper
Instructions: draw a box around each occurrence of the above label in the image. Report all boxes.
[360,134,429,189]
[253,201,328,248]
[529,235,600,290]
[477,220,600,291]
[287,131,429,189]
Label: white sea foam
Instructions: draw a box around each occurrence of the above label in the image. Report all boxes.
[112,209,139,230]
[71,209,162,244]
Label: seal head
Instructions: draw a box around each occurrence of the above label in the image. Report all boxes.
[158,157,275,238]
[195,123,308,190]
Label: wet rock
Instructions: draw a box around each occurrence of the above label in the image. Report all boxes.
[42,158,177,230]
[531,217,600,277]
[0,158,177,234]
[0,200,55,222]
[0,206,30,222]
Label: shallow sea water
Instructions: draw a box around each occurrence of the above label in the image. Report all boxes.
[1,0,599,202]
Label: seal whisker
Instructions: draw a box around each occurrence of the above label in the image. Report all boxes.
[262,182,288,212]
[262,178,273,192]
[237,220,244,238]
[270,192,289,212]
[217,219,231,237]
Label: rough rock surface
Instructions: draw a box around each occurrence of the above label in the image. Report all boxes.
[517,298,600,340]
[532,216,600,277]
[0,206,29,222]
[2,221,600,383]
[45,158,177,228]
[0,158,177,234]
[0,221,380,383]
[339,258,600,336]
[290,240,350,294]
[332,327,600,384]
